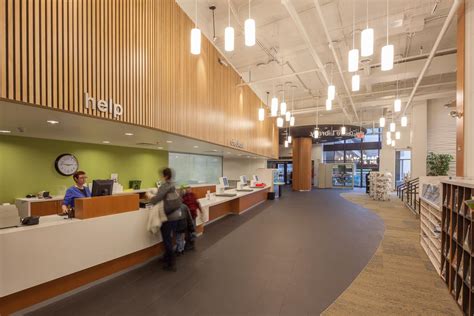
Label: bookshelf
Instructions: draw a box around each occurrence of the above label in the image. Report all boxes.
[441,179,474,315]
[420,196,442,275]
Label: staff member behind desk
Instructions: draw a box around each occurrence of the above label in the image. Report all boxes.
[61,171,91,214]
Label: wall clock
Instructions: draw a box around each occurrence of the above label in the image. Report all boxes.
[55,154,79,176]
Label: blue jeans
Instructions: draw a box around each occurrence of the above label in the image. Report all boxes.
[160,220,178,267]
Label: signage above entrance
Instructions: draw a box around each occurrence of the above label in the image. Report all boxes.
[279,124,367,144]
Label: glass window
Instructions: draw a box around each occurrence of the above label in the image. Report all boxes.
[334,151,344,162]
[346,137,362,143]
[169,153,222,185]
[362,149,379,166]
[395,150,411,187]
[363,133,379,143]
[324,151,335,162]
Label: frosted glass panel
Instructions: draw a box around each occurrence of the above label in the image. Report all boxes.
[169,153,222,185]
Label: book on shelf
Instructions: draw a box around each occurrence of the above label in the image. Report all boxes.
[453,222,458,241]
[453,249,458,270]
[466,262,471,287]
[457,286,463,306]
[464,224,471,252]
[459,254,464,276]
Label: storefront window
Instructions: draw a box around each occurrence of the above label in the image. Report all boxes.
[169,153,222,185]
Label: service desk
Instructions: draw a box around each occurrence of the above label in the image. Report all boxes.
[0,186,269,315]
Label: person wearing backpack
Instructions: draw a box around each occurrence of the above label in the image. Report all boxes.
[148,168,185,271]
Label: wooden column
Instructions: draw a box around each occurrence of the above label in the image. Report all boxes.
[456,0,465,176]
[292,137,312,191]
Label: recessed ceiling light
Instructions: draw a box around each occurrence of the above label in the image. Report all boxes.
[212,149,218,152]
[47,120,59,124]
[166,140,173,144]
[0,130,11,133]
[157,146,163,149]
[193,145,199,148]
[125,132,134,136]
[102,141,110,144]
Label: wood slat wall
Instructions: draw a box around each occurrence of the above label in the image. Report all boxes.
[0,0,278,158]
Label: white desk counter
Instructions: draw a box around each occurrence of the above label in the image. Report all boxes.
[0,208,160,298]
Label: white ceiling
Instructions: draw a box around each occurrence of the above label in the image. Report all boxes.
[0,101,266,160]
[176,0,457,126]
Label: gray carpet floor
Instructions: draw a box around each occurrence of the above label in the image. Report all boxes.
[26,188,384,316]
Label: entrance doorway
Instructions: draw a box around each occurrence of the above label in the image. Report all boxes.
[395,150,412,187]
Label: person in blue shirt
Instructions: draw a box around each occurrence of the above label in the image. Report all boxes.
[61,171,91,213]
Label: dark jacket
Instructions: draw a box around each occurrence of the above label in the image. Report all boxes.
[150,180,183,219]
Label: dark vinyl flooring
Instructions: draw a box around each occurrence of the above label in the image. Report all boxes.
[26,188,384,316]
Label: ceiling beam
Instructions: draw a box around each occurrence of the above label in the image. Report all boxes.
[236,68,321,87]
[281,0,353,122]
[312,0,359,122]
[401,0,461,116]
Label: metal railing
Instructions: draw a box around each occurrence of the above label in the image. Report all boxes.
[397,178,420,214]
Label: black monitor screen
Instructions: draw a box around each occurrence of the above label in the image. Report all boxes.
[92,179,114,197]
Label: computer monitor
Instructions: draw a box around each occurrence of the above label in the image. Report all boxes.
[219,177,229,188]
[92,179,114,197]
[240,175,248,185]
[252,175,259,182]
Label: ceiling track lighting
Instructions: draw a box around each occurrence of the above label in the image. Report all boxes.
[361,0,374,57]
[348,0,359,72]
[190,0,201,55]
[244,0,256,47]
[381,0,394,71]
[224,0,234,52]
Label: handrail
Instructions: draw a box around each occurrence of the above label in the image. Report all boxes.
[397,177,420,215]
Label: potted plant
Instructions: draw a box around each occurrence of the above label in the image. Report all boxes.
[426,152,453,176]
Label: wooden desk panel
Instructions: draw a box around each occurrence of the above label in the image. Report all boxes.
[74,194,140,219]
[208,201,234,221]
[30,200,63,216]
[190,185,216,199]
[233,189,269,214]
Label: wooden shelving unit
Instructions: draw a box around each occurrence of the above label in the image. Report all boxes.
[441,180,474,315]
[420,196,442,275]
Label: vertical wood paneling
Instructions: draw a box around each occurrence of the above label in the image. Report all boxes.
[0,0,277,158]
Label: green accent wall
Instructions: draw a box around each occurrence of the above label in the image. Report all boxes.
[0,135,168,203]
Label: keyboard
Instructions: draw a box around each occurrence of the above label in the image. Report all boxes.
[236,189,253,192]
[215,193,237,197]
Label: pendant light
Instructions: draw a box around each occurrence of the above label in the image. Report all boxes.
[285,111,291,122]
[258,99,264,121]
[401,115,408,127]
[288,136,292,144]
[361,0,374,57]
[341,125,346,135]
[314,102,319,139]
[352,74,360,92]
[290,86,295,126]
[224,0,234,52]
[284,140,288,148]
[381,0,394,71]
[328,85,335,101]
[326,99,332,111]
[394,80,401,112]
[386,132,391,145]
[379,116,386,128]
[327,64,335,101]
[386,131,391,140]
[277,117,283,127]
[391,139,396,147]
[390,122,396,132]
[270,84,278,117]
[395,131,400,140]
[190,0,201,55]
[348,1,359,72]
[280,85,287,115]
[244,0,255,47]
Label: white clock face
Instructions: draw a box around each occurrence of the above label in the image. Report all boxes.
[55,154,79,176]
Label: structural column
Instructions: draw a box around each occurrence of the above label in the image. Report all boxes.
[292,137,312,191]
[462,0,474,176]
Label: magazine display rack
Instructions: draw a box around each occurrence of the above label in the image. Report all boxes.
[368,172,392,201]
